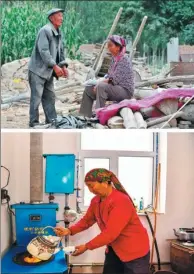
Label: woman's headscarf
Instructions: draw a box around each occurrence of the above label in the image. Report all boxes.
[85,168,128,196]
[108,35,127,72]
[109,35,126,55]
[85,168,135,207]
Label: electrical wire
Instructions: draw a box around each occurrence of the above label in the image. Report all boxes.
[144,211,161,271]
[7,200,15,216]
[148,163,161,271]
[1,165,10,189]
[1,198,15,216]
[1,165,15,216]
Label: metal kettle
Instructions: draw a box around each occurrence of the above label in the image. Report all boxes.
[173,228,194,242]
[27,226,62,260]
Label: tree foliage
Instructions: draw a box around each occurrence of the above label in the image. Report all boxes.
[1,0,194,64]
[116,0,194,55]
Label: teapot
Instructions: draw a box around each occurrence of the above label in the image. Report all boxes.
[27,226,62,261]
[173,228,194,242]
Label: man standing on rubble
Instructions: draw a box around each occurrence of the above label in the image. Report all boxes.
[28,8,68,128]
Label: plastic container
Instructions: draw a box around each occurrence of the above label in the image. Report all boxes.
[139,197,144,211]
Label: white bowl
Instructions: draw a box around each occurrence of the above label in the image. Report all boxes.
[63,246,75,255]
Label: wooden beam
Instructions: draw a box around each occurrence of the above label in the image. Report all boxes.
[130,16,148,60]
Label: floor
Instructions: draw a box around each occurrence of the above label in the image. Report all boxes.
[71,264,172,273]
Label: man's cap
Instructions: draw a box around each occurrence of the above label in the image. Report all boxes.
[47,8,65,18]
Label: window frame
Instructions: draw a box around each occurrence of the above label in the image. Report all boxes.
[79,133,158,212]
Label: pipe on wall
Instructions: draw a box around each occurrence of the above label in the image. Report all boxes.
[30,133,43,202]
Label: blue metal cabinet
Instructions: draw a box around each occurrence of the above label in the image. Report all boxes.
[44,154,75,194]
[11,203,58,246]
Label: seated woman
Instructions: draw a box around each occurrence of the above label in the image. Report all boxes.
[79,35,134,118]
[55,168,150,274]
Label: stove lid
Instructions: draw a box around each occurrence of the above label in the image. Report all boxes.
[11,203,59,210]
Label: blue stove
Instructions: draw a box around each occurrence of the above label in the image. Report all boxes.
[1,154,76,274]
[1,203,68,274]
[1,246,67,274]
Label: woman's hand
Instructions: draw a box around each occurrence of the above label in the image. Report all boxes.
[54,227,71,237]
[103,79,109,83]
[72,244,88,256]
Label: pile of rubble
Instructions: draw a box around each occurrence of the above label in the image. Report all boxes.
[1,45,194,129]
[1,57,89,128]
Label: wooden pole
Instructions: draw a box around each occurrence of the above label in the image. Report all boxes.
[160,95,194,129]
[164,64,179,77]
[130,16,148,60]
[150,163,161,266]
[93,7,123,73]
[147,111,183,128]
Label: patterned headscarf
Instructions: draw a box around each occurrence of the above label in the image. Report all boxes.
[109,35,126,55]
[85,168,129,196]
[108,35,127,73]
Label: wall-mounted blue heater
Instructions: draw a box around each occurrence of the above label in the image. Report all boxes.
[43,154,75,195]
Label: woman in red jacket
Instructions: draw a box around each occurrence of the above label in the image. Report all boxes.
[55,168,150,274]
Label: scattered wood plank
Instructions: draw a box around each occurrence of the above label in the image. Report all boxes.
[135,75,194,88]
[55,84,82,96]
[1,103,12,110]
[134,88,159,99]
[54,80,81,92]
[2,93,30,104]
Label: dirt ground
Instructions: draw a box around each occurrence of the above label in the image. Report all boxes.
[1,98,81,129]
[1,106,44,129]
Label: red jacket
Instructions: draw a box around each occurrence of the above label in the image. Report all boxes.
[69,189,150,262]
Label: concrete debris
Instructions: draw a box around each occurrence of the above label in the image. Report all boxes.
[92,123,109,129]
[181,105,194,122]
[178,124,190,129]
[179,120,192,125]
[156,98,179,127]
[107,116,124,129]
[156,99,178,115]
